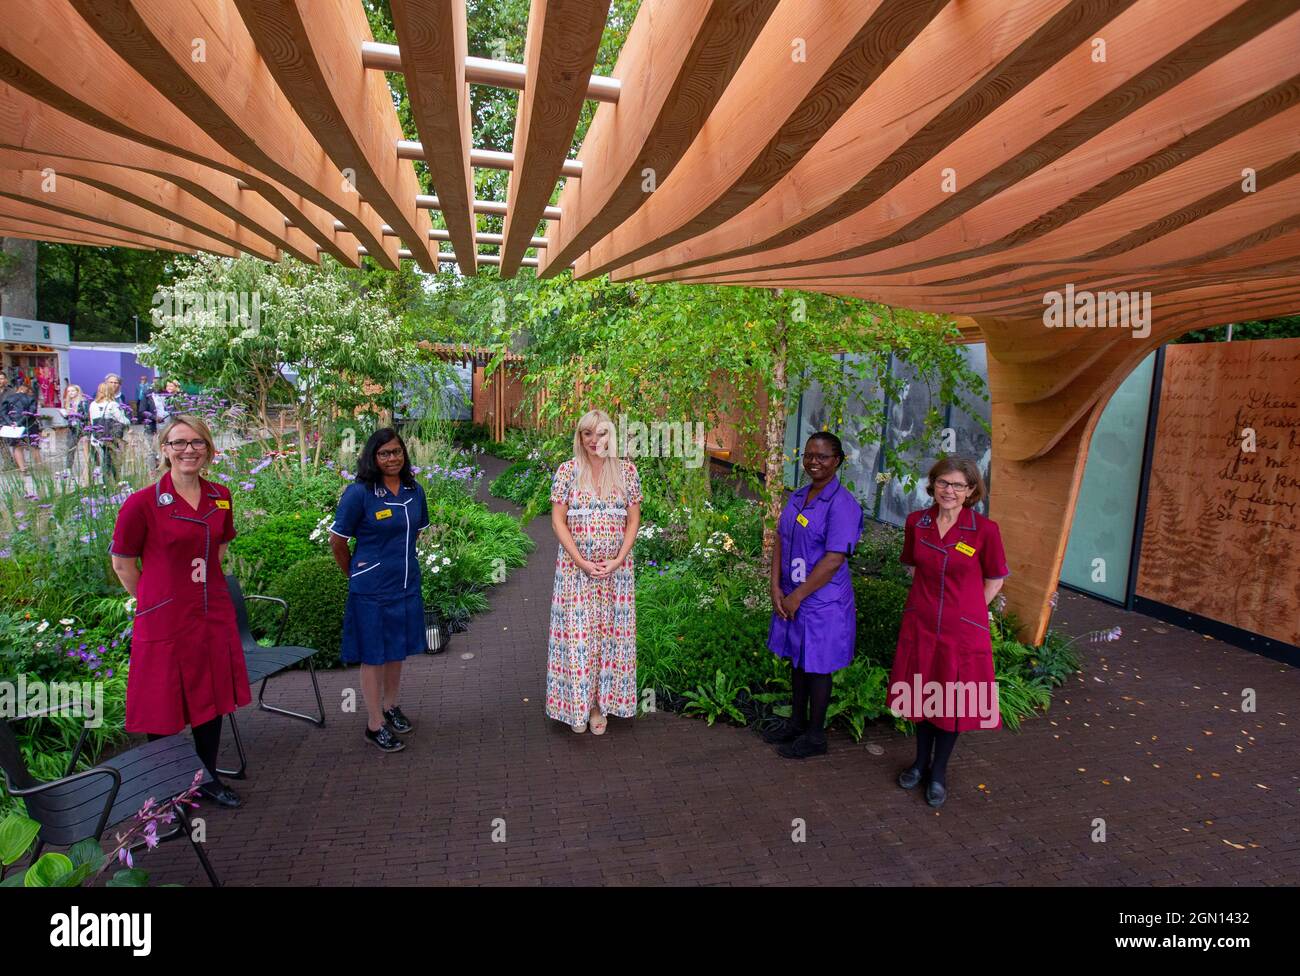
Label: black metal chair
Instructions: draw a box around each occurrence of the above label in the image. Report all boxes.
[218,574,325,779]
[0,714,221,886]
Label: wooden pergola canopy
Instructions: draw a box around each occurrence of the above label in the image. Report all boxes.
[2,0,1296,644]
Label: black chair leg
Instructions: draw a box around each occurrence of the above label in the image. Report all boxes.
[177,807,221,887]
[257,658,326,727]
[215,713,248,779]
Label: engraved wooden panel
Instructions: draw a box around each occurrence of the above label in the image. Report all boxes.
[1136,339,1300,646]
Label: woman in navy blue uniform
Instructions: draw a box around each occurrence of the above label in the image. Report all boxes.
[329,428,429,753]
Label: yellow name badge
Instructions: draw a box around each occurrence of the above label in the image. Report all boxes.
[375,509,393,520]
[955,542,976,557]
[214,500,230,510]
[796,513,809,527]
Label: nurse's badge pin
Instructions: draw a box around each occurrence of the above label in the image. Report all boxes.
[158,492,175,506]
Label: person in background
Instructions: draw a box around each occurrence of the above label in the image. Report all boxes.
[89,380,130,483]
[0,380,40,479]
[104,373,131,423]
[135,375,151,422]
[61,384,90,483]
[110,414,248,808]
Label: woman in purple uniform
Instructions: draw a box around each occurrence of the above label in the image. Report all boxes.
[764,432,864,759]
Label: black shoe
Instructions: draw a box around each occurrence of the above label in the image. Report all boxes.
[897,765,925,790]
[383,706,413,734]
[365,724,406,752]
[198,782,242,808]
[761,719,806,744]
[926,780,948,808]
[777,732,828,759]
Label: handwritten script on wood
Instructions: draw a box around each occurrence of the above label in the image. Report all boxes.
[1137,339,1300,646]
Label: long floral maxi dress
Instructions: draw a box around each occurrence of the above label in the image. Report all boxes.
[545,457,641,725]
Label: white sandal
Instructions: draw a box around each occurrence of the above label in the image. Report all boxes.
[570,719,587,733]
[589,709,608,735]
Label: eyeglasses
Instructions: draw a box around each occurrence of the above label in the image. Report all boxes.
[803,452,836,462]
[376,448,405,460]
[164,439,207,452]
[934,478,971,492]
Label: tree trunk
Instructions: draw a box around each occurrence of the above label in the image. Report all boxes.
[0,238,38,318]
[762,292,788,564]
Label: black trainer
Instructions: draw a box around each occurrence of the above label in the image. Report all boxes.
[383,706,413,734]
[777,732,828,759]
[761,718,806,744]
[365,723,406,752]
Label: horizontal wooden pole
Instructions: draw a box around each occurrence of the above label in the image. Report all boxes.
[397,141,583,177]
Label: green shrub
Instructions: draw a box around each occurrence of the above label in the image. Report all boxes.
[853,574,909,663]
[265,555,350,669]
[489,460,552,518]
[226,511,326,595]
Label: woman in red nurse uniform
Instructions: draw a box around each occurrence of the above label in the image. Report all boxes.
[110,414,250,808]
[888,458,1009,809]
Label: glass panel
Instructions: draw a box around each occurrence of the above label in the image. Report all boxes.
[1059,352,1157,602]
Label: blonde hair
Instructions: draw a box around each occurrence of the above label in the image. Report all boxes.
[571,409,627,501]
[157,414,216,472]
[93,381,114,404]
[63,385,83,407]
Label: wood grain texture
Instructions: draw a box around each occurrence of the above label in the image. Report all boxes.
[576,0,952,279]
[500,0,611,277]
[67,0,394,265]
[537,0,778,277]
[233,0,433,269]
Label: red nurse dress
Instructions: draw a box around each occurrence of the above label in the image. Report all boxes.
[887,505,1010,733]
[110,471,251,735]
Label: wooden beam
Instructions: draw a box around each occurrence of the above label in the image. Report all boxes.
[500,0,611,277]
[66,0,394,266]
[233,0,435,270]
[0,0,357,265]
[0,169,240,256]
[634,0,1293,284]
[389,0,477,275]
[574,0,952,280]
[362,41,622,103]
[537,0,777,277]
[0,82,319,262]
[0,212,187,251]
[0,148,280,260]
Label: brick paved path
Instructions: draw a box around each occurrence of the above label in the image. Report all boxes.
[140,455,1299,885]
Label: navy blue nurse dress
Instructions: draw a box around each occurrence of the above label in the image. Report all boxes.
[330,479,429,665]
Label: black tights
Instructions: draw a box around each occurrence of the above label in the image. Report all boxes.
[912,720,960,786]
[789,663,833,743]
[148,716,224,786]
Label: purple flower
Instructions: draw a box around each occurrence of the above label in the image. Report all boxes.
[106,669,114,678]
[215,472,231,481]
[239,481,255,492]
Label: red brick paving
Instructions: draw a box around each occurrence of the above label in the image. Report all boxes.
[136,455,1300,886]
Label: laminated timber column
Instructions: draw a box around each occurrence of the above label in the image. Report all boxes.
[977,315,1162,647]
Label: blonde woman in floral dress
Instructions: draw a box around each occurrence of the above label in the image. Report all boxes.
[546,409,642,734]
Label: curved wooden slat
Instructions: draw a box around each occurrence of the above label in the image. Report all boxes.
[66,0,395,266]
[0,171,236,255]
[0,0,356,265]
[236,0,435,270]
[0,213,186,252]
[574,0,954,280]
[500,0,611,277]
[0,149,279,260]
[536,0,778,277]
